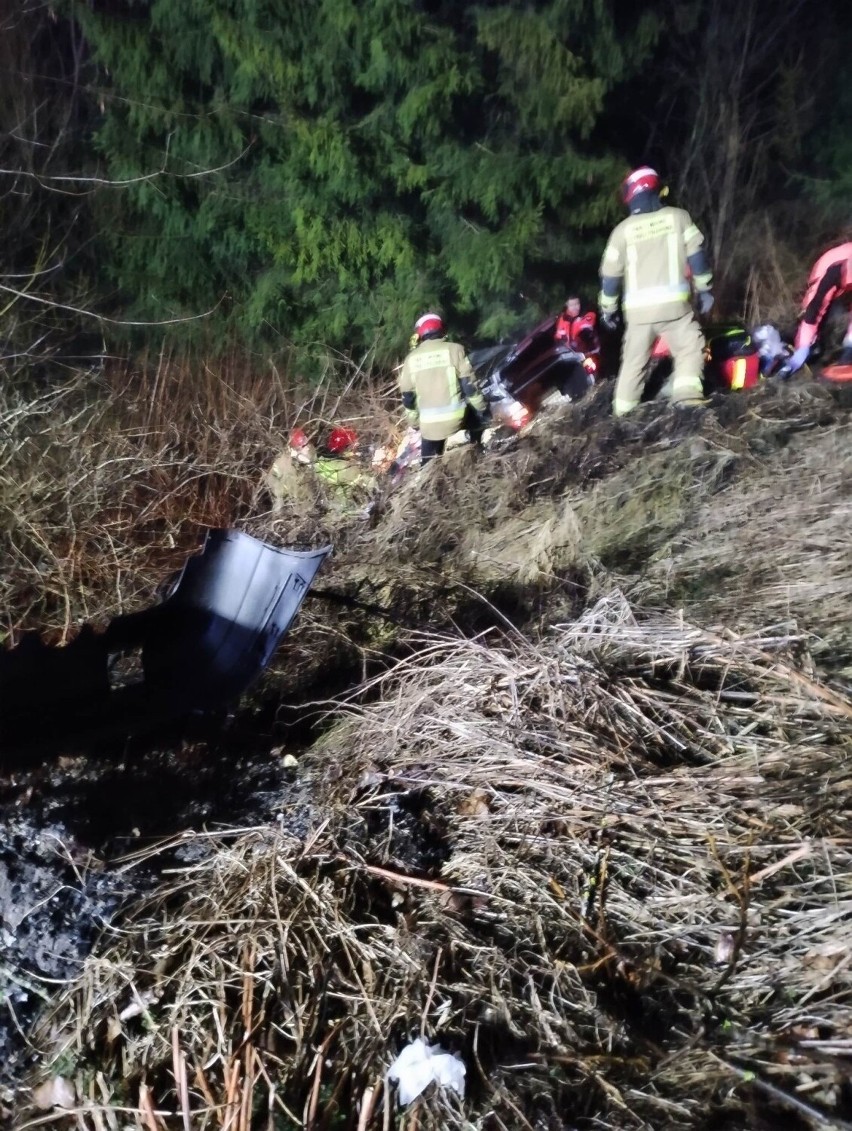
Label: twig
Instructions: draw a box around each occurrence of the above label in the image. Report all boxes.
[748,842,812,885]
[715,1056,852,1130]
[305,1026,342,1129]
[420,947,443,1039]
[171,1027,191,1131]
[138,1085,165,1131]
[347,860,453,893]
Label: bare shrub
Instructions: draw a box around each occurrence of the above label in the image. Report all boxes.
[0,352,402,643]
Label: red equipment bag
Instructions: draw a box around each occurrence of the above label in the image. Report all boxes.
[819,363,852,384]
[705,325,761,390]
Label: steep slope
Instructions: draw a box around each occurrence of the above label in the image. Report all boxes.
[13,379,850,1131]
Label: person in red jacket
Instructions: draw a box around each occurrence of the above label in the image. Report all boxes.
[780,241,852,376]
[553,296,601,359]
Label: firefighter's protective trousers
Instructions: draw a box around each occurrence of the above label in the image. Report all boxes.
[615,314,706,415]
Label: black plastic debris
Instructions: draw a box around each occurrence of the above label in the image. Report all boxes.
[0,530,330,761]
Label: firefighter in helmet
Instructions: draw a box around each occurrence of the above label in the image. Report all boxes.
[779,240,852,377]
[264,427,317,511]
[399,312,488,465]
[313,427,368,488]
[599,166,714,415]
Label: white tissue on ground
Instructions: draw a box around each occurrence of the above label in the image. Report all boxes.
[387,1037,466,1105]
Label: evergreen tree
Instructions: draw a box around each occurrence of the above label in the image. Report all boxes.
[804,79,852,236]
[66,0,658,361]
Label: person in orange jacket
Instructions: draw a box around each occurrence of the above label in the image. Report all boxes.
[780,240,852,376]
[554,296,601,360]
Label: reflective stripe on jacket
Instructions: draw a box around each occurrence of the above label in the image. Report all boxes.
[599,207,707,324]
[399,337,486,441]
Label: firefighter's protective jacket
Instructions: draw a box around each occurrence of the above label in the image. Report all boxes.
[599,207,711,324]
[399,337,486,441]
[314,456,374,493]
[794,241,852,350]
[265,452,315,510]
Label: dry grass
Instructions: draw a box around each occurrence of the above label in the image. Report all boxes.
[636,422,852,673]
[298,380,852,687]
[3,355,849,691]
[738,213,810,330]
[25,596,852,1129]
[4,355,852,1129]
[0,354,400,644]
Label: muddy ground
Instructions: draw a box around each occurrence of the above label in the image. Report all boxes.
[0,720,305,1109]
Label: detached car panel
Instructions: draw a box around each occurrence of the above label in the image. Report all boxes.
[0,530,330,763]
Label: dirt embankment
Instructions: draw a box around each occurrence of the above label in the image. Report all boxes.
[252,379,852,697]
[3,378,851,1129]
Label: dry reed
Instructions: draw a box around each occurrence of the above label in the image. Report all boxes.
[4,355,852,1129]
[25,595,851,1129]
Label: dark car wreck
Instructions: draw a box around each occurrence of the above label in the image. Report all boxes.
[0,529,329,764]
[470,314,763,429]
[471,314,598,423]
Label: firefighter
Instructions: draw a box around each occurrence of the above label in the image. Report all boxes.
[313,426,376,500]
[598,166,714,415]
[779,240,852,377]
[399,312,488,465]
[264,427,317,511]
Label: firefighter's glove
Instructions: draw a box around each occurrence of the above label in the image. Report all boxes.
[600,311,621,333]
[697,290,714,315]
[402,390,419,428]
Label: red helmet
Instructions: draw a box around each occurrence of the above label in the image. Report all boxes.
[327,426,358,454]
[622,166,662,206]
[414,311,444,340]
